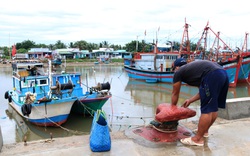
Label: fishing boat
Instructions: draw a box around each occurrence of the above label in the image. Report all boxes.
[125,21,250,87]
[195,23,250,87]
[4,59,111,126]
[237,51,250,83]
[4,59,83,126]
[124,48,179,83]
[71,82,111,115]
[51,58,62,66]
[124,20,193,83]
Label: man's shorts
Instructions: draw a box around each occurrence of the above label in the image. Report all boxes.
[199,69,229,114]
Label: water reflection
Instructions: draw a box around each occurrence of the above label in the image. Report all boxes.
[0,65,250,144]
[124,80,250,103]
[6,104,92,143]
[124,80,200,106]
[227,83,250,98]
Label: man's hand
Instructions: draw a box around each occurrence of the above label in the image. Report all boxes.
[182,99,191,108]
[182,93,200,108]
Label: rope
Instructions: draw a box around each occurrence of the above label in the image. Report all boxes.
[118,70,123,78]
[111,94,153,106]
[76,97,96,117]
[32,103,90,135]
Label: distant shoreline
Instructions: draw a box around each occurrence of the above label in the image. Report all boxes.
[0,62,124,68]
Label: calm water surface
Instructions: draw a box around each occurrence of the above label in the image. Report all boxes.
[0,64,249,144]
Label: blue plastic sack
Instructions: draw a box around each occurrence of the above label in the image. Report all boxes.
[89,110,111,152]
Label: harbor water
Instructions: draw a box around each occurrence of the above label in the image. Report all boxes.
[0,64,250,144]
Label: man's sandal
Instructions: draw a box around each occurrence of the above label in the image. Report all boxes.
[180,137,204,146]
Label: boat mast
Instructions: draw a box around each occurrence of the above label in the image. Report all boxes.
[153,27,160,71]
[48,59,52,88]
[136,35,139,52]
[179,18,191,60]
[195,22,209,60]
[206,26,235,54]
[215,32,220,61]
[242,32,248,54]
[9,33,11,60]
[196,22,235,61]
[153,39,157,71]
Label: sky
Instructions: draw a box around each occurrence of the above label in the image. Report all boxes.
[1,0,250,48]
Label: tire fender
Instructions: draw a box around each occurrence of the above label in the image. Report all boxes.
[4,91,9,99]
[21,104,32,116]
[8,95,12,103]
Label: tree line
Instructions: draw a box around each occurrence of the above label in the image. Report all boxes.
[0,39,198,58]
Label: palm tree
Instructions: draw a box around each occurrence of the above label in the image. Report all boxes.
[54,40,67,49]
[101,41,109,48]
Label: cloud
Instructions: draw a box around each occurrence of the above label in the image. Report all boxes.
[0,0,249,48]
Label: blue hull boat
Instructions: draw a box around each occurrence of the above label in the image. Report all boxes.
[4,59,111,126]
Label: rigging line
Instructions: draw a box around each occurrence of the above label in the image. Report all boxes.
[111,94,153,105]
[111,94,133,102]
[118,70,123,78]
[117,76,126,88]
[240,64,250,85]
[109,96,114,125]
[108,114,154,119]
[110,124,145,128]
[81,82,92,89]
[76,97,97,117]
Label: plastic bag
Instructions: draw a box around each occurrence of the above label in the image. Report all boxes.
[89,109,111,152]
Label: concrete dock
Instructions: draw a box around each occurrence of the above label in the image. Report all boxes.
[1,97,250,155]
[1,116,250,156]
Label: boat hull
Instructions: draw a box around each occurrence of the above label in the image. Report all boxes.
[124,65,174,83]
[71,93,111,115]
[125,56,250,87]
[9,92,77,127]
[222,62,238,87]
[221,55,250,87]
[238,56,250,82]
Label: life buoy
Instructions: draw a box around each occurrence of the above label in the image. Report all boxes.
[8,95,12,103]
[21,104,32,116]
[4,91,9,99]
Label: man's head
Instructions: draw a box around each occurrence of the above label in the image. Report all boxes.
[172,58,187,70]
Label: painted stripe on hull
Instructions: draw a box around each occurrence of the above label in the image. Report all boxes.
[29,114,68,127]
[124,65,173,83]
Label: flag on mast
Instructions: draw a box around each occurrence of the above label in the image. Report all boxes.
[12,44,16,57]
